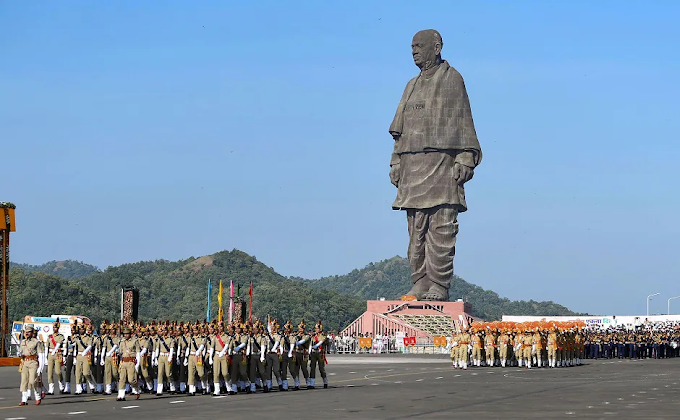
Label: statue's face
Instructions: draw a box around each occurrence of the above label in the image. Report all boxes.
[411,31,441,69]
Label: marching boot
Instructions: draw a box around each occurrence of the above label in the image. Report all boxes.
[323,377,328,389]
[104,384,112,395]
[227,381,235,395]
[156,383,164,396]
[249,382,256,394]
[116,389,126,401]
[213,383,221,396]
[188,385,196,396]
[282,379,289,391]
[48,383,55,395]
[75,383,83,395]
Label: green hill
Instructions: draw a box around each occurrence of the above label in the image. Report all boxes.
[9,250,365,332]
[10,260,100,280]
[8,251,580,331]
[302,256,580,320]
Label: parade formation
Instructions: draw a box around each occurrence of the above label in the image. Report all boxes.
[17,317,329,406]
[449,320,680,370]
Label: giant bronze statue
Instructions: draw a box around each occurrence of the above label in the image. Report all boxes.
[389,29,482,301]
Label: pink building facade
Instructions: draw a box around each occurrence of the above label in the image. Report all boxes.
[341,299,478,338]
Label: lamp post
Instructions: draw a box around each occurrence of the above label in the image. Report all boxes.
[647,293,660,317]
[668,296,680,315]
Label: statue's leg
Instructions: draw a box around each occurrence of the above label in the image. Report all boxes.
[405,209,432,299]
[423,206,458,301]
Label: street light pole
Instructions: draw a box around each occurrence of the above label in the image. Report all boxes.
[668,296,680,315]
[647,293,660,317]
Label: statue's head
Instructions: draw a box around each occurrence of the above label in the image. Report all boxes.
[412,29,443,70]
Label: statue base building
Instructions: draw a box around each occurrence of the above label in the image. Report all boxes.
[341,299,479,339]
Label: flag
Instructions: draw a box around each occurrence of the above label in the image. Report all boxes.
[206,278,212,321]
[228,279,234,324]
[248,280,253,323]
[218,279,224,322]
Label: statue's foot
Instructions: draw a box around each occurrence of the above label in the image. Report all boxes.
[404,279,432,300]
[423,284,449,301]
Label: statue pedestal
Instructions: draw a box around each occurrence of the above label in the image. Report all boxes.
[341,299,478,338]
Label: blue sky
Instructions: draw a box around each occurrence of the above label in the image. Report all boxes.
[2,1,679,316]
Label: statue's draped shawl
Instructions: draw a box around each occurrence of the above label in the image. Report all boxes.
[389,60,482,161]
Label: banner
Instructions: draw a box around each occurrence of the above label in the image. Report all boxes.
[248,280,253,323]
[228,279,234,324]
[218,279,223,322]
[206,278,212,321]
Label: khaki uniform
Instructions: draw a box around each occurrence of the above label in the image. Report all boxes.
[265,332,283,390]
[100,334,120,390]
[117,337,140,391]
[74,333,96,393]
[498,333,510,366]
[309,332,327,387]
[154,335,176,394]
[522,334,533,366]
[450,333,460,364]
[187,335,206,388]
[471,333,483,365]
[138,336,154,390]
[211,332,233,391]
[45,332,64,390]
[20,336,44,402]
[484,333,496,366]
[457,332,471,367]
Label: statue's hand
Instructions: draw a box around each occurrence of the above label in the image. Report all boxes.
[453,162,474,184]
[389,164,400,187]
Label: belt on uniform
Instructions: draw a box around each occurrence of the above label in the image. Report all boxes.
[159,352,170,356]
[122,357,136,362]
[22,355,38,361]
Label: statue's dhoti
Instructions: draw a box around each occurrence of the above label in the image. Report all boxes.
[407,205,458,298]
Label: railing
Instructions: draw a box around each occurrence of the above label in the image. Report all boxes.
[329,336,452,355]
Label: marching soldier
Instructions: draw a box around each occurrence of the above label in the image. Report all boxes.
[484,327,496,367]
[18,325,45,406]
[265,319,284,391]
[45,321,65,395]
[154,325,177,396]
[74,323,96,394]
[457,326,471,370]
[230,323,249,393]
[522,327,533,369]
[309,320,328,389]
[138,326,155,393]
[100,324,119,395]
[471,329,483,367]
[280,320,294,391]
[210,321,233,395]
[498,327,511,367]
[62,324,78,394]
[292,319,311,389]
[116,327,142,401]
[177,323,190,393]
[187,324,207,396]
[249,321,268,393]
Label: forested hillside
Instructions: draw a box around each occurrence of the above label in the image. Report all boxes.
[303,256,580,320]
[9,251,580,330]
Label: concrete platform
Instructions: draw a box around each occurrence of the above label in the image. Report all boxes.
[0,355,678,419]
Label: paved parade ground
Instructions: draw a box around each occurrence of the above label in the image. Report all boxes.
[1,354,679,419]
